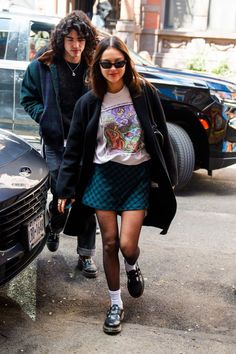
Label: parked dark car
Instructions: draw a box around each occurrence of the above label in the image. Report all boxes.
[135,61,236,188]
[1,6,236,189]
[0,128,49,286]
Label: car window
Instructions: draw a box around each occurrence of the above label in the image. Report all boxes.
[129,48,156,66]
[0,17,19,60]
[0,18,9,58]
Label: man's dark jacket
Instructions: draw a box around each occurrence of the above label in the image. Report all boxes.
[20,50,88,147]
[57,84,178,235]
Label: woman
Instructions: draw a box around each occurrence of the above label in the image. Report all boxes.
[56,36,177,334]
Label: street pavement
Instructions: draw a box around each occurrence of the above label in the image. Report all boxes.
[0,167,236,353]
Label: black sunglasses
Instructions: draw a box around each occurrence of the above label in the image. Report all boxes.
[99,60,127,69]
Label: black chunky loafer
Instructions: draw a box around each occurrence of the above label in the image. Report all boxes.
[103,304,124,334]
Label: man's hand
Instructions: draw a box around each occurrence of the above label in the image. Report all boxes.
[58,198,75,213]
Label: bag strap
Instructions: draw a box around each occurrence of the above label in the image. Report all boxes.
[143,83,164,147]
[143,83,156,127]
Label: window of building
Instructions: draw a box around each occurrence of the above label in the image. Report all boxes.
[164,0,236,33]
[164,0,195,30]
[103,0,120,30]
[208,0,236,32]
[73,0,96,18]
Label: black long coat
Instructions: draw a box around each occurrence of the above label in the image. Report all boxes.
[57,84,177,235]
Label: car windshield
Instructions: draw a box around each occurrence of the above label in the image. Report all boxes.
[129,48,158,67]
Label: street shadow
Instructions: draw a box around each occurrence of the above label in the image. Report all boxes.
[35,253,106,320]
[36,253,94,292]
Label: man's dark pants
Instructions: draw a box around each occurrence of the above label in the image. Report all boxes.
[44,144,96,256]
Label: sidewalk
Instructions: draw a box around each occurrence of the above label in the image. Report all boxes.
[1,310,236,353]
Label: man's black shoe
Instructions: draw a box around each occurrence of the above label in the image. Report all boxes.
[77,256,98,278]
[103,305,124,334]
[46,225,60,252]
[126,263,144,298]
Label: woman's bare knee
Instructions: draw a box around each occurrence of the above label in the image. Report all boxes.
[119,210,144,261]
[103,238,119,254]
[120,240,135,258]
[120,241,140,264]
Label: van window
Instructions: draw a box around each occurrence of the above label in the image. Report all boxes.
[0,31,7,58]
[28,21,54,61]
[0,18,19,60]
[0,18,55,61]
[0,18,10,58]
[0,14,58,142]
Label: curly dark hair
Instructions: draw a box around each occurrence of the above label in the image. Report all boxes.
[89,36,148,100]
[50,10,98,65]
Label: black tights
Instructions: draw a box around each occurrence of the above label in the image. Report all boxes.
[96,210,145,291]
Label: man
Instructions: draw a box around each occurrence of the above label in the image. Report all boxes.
[20,10,98,278]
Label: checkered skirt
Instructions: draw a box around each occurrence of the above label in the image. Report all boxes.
[82,161,151,211]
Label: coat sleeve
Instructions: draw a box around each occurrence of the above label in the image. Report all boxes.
[20,60,44,123]
[147,85,178,187]
[56,96,89,199]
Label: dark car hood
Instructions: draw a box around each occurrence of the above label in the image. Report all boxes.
[0,129,48,203]
[0,129,32,166]
[136,64,236,93]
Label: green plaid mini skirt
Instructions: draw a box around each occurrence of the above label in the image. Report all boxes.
[82,160,151,211]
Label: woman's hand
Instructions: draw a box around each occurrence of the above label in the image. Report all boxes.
[57,198,75,213]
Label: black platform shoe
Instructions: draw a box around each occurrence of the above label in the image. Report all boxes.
[126,263,144,298]
[45,225,60,252]
[103,305,124,334]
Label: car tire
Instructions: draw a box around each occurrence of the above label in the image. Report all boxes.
[167,122,195,190]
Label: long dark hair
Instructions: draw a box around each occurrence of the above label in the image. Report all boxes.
[50,10,98,65]
[89,36,145,99]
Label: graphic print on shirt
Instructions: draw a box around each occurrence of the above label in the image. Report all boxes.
[101,103,144,154]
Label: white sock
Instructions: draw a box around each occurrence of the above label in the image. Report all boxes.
[124,259,136,272]
[108,289,123,309]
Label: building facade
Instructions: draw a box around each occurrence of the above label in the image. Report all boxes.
[139,0,236,73]
[73,0,236,73]
[5,0,236,73]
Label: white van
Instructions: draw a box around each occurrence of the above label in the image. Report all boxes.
[0,6,59,145]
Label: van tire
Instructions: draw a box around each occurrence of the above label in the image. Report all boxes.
[167,123,195,190]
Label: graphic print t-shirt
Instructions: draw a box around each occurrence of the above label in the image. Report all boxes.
[94,85,150,165]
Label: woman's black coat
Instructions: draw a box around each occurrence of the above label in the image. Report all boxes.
[57,84,178,235]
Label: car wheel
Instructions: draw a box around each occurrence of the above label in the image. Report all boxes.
[167,122,195,190]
